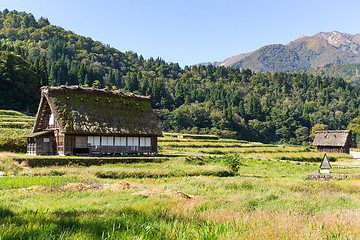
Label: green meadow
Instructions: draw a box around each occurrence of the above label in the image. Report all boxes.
[1,111,360,239]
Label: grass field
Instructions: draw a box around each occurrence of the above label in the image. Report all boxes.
[2,112,360,238]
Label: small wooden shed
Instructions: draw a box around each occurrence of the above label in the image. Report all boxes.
[25,85,163,155]
[312,130,352,154]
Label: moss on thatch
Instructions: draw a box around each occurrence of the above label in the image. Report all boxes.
[312,130,351,147]
[40,86,162,136]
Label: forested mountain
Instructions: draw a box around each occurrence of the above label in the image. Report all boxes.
[200,31,360,75]
[1,9,360,144]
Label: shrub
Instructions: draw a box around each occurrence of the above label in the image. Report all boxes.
[223,155,242,173]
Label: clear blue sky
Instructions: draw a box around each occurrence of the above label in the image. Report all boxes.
[1,0,360,67]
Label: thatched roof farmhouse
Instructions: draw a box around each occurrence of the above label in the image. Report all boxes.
[25,86,163,155]
[312,130,352,154]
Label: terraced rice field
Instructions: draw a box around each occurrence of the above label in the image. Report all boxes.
[0,110,34,137]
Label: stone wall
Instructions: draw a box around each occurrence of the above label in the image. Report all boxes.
[307,172,360,180]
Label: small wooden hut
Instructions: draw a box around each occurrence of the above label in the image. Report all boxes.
[25,86,163,155]
[312,130,352,154]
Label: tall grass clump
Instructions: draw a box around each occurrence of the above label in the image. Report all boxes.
[223,155,242,174]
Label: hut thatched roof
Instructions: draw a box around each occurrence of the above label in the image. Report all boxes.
[35,85,162,136]
[312,130,351,147]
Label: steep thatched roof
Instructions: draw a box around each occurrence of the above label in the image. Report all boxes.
[37,85,162,136]
[312,130,351,147]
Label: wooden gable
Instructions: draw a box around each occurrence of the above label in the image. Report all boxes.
[32,93,60,133]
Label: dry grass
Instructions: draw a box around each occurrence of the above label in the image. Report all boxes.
[169,209,360,239]
[102,181,139,191]
[0,152,25,174]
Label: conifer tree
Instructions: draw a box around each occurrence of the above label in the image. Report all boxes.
[174,82,185,107]
[48,63,56,86]
[39,56,48,86]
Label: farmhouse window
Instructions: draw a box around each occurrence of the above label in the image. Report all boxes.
[115,137,127,146]
[101,136,114,146]
[140,137,151,147]
[88,136,100,147]
[128,137,139,146]
[43,137,50,143]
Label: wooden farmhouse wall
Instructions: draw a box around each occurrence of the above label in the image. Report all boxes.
[317,146,350,154]
[63,135,158,155]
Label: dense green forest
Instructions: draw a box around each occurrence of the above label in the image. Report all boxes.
[0,51,39,112]
[1,9,360,144]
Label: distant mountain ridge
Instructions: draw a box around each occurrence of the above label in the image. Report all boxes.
[199,31,360,73]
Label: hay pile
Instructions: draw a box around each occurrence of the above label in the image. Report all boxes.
[18,185,49,191]
[26,185,48,191]
[102,182,139,191]
[61,182,92,191]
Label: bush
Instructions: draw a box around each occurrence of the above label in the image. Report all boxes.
[223,155,242,173]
